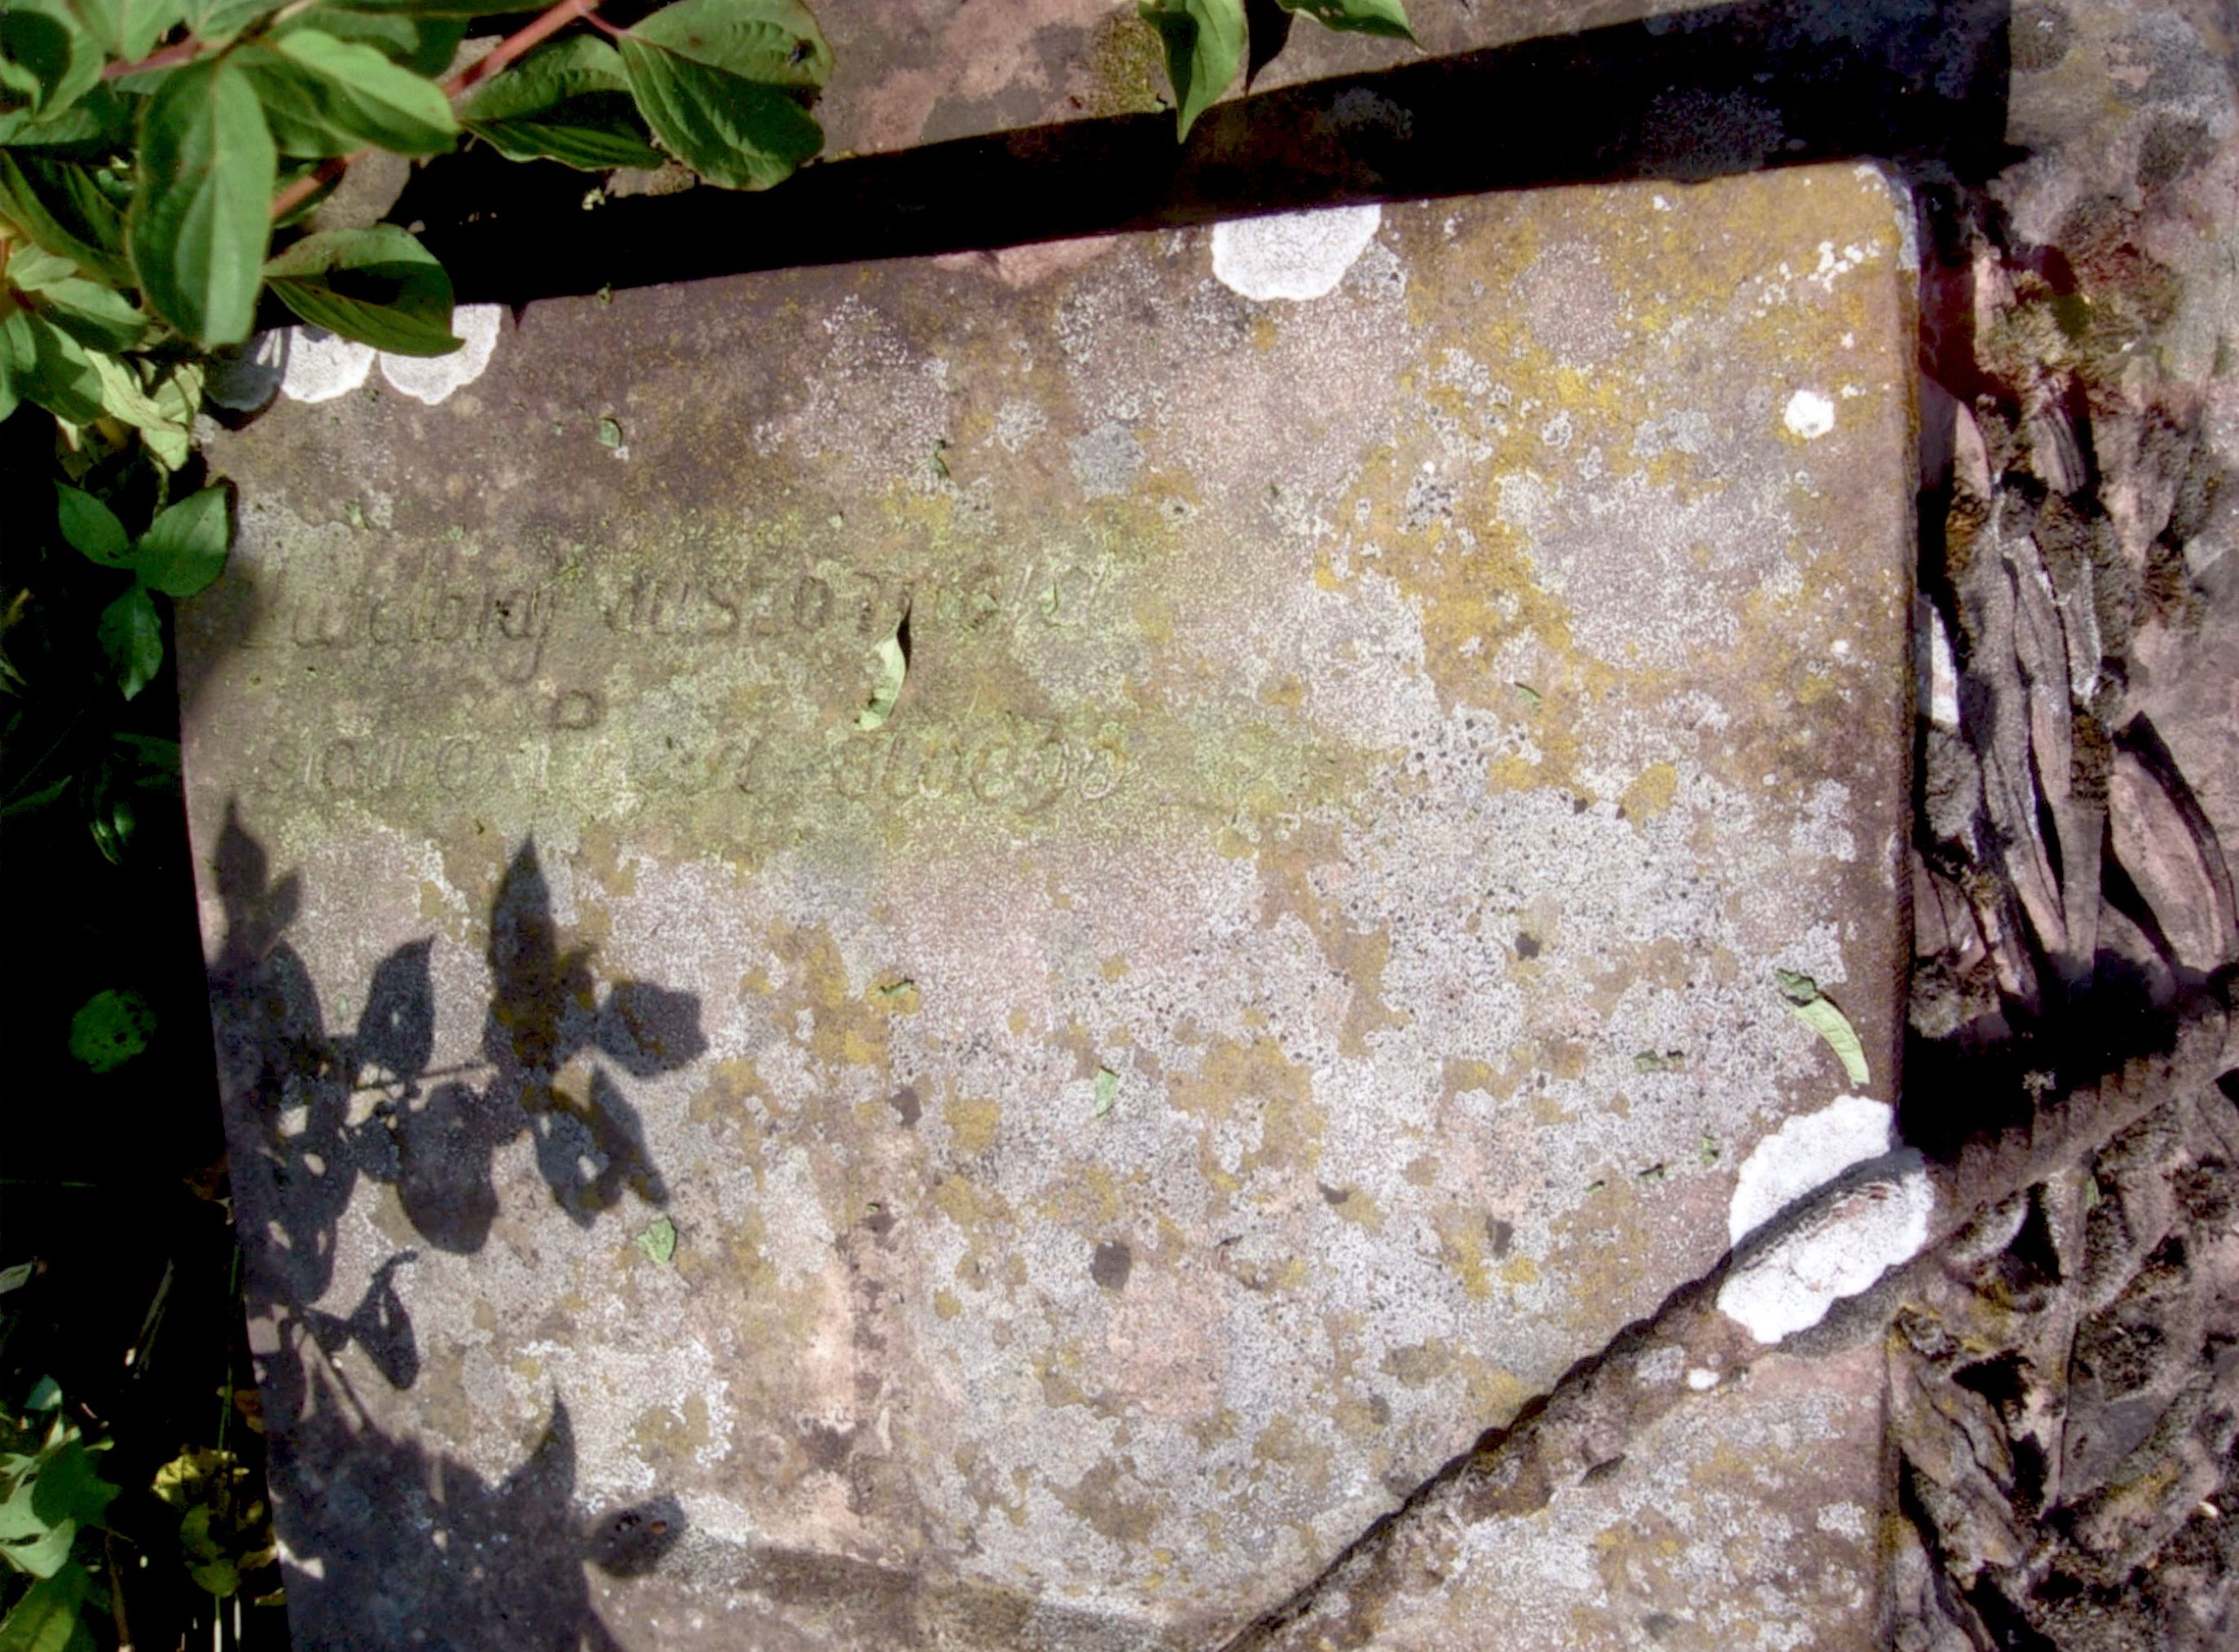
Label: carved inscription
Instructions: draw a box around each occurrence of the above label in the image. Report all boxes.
[249,535,1138,833]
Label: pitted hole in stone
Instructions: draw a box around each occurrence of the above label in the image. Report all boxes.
[1091,1239,1133,1292]
[1317,1181,1352,1207]
[1487,1218,1515,1258]
[551,690,601,731]
[801,1421,854,1470]
[1515,932,1542,959]
[887,1085,922,1127]
[1579,1454,1626,1486]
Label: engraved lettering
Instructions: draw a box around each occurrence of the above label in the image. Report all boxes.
[792,573,832,631]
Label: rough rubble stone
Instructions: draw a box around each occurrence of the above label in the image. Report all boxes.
[181,165,1916,1645]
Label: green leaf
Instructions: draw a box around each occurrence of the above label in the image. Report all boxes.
[1775,972,1870,1087]
[618,0,829,191]
[0,1492,74,1580]
[0,152,130,286]
[1277,0,1413,40]
[0,0,101,124]
[0,1562,94,1651]
[24,1378,61,1412]
[178,0,282,46]
[462,34,663,171]
[854,630,905,730]
[127,56,275,347]
[95,584,161,699]
[7,251,150,353]
[29,1442,117,1535]
[54,482,130,565]
[132,357,199,468]
[238,28,457,157]
[68,0,186,61]
[311,0,536,15]
[1093,1067,1119,1118]
[0,1267,37,1297]
[187,1557,240,1597]
[133,481,230,595]
[634,1215,675,1265]
[6,310,104,424]
[263,224,459,354]
[1137,0,1243,140]
[279,5,465,78]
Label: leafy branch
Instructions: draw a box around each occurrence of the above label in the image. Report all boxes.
[1141,0,1414,138]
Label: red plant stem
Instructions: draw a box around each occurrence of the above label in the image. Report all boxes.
[442,0,602,99]
[269,0,605,222]
[102,37,205,80]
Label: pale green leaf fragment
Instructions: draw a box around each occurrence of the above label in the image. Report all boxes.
[1137,0,1243,140]
[24,1377,61,1411]
[1775,972,1869,1087]
[1093,1067,1119,1118]
[855,631,906,731]
[635,1215,676,1265]
[69,991,154,1074]
[0,1264,33,1296]
[1511,681,1542,708]
[127,57,275,347]
[1278,0,1414,40]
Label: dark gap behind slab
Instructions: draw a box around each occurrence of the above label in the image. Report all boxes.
[385,0,2015,312]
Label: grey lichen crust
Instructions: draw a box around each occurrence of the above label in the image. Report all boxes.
[182,165,1916,1644]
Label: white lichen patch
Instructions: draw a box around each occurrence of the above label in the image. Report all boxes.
[1211,204,1383,301]
[1718,1164,1933,1342]
[378,305,504,405]
[1727,1095,1897,1242]
[1784,389,1837,439]
[278,328,375,403]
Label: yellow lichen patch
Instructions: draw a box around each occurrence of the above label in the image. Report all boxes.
[1382,1341,1455,1386]
[1165,1034,1326,1185]
[1502,1254,1542,1286]
[933,1288,961,1320]
[1249,1416,1335,1497]
[1433,1206,1495,1299]
[945,1095,1002,1156]
[631,1394,710,1461]
[930,1171,1013,1232]
[1035,1160,1125,1229]
[1621,761,1679,819]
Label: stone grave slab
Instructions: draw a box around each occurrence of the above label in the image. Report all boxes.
[183,163,1915,1646]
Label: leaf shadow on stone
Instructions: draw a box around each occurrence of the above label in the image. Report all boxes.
[209,802,701,1640]
[273,1374,686,1650]
[211,805,704,1300]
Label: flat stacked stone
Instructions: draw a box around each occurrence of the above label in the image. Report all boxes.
[183,158,1916,1646]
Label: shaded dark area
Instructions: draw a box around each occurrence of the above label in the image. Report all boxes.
[0,408,276,1646]
[385,0,2015,310]
[271,1384,684,1650]
[202,807,704,1645]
